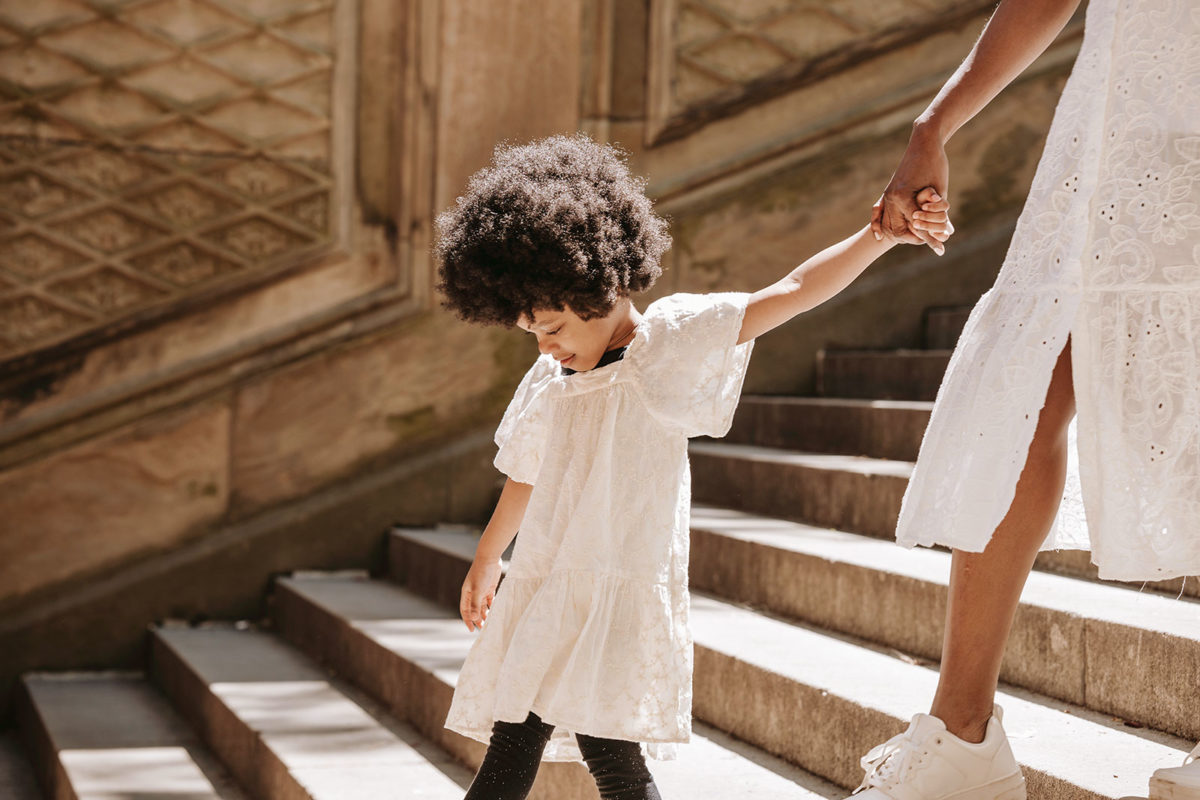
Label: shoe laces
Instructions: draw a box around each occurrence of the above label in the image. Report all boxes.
[854,731,929,794]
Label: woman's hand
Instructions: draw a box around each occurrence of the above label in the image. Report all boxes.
[460,556,503,632]
[871,125,951,254]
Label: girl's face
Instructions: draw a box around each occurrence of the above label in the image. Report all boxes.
[516,302,632,372]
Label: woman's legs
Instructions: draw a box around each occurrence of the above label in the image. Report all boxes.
[930,339,1077,743]
[463,712,555,800]
[576,733,662,800]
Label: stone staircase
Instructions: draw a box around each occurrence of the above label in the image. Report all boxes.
[5,305,1199,800]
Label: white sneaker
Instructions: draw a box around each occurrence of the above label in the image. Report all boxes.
[1151,743,1200,800]
[851,705,1026,800]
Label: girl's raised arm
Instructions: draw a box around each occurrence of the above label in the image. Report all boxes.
[738,188,949,345]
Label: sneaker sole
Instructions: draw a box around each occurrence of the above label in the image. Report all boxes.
[1151,776,1200,800]
[941,772,1026,800]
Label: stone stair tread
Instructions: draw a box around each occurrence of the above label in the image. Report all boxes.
[691,505,1200,639]
[687,592,1188,797]
[739,396,934,411]
[822,348,955,357]
[689,440,915,477]
[387,528,1193,799]
[0,733,39,800]
[277,574,844,799]
[151,625,469,799]
[20,672,247,800]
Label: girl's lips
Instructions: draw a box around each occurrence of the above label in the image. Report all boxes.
[559,355,574,365]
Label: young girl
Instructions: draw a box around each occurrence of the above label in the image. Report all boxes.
[434,134,951,800]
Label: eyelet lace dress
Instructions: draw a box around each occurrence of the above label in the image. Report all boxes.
[897,0,1200,581]
[445,292,754,762]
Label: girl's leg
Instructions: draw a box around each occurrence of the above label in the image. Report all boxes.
[930,339,1077,743]
[575,733,663,800]
[463,712,555,800]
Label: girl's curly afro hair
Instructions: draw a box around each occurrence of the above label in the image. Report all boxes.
[434,134,671,326]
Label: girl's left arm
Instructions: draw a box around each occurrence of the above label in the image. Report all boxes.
[738,190,949,345]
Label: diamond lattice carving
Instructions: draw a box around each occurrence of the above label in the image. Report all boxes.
[131,181,237,227]
[41,20,175,71]
[0,0,95,33]
[124,57,244,106]
[0,171,91,219]
[662,0,948,122]
[61,209,166,255]
[0,45,90,90]
[0,294,91,344]
[0,233,92,279]
[49,266,166,313]
[53,82,169,131]
[0,0,341,356]
[124,0,249,45]
[206,216,309,259]
[130,241,242,287]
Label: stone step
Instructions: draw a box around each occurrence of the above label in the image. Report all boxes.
[386,528,1194,799]
[689,441,911,540]
[816,349,951,401]
[0,733,39,800]
[273,573,844,800]
[924,305,972,350]
[16,672,246,800]
[723,396,932,462]
[1034,548,1200,602]
[688,504,1200,742]
[149,623,471,800]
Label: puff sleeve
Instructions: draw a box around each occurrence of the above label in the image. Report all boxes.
[632,292,754,438]
[493,354,559,484]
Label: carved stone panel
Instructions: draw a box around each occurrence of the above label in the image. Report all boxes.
[0,0,352,360]
[646,0,995,144]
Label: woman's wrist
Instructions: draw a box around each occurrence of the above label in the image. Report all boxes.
[911,116,951,148]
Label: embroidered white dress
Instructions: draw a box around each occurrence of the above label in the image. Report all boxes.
[897,0,1200,580]
[445,292,754,761]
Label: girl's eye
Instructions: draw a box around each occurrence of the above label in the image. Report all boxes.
[548,328,562,336]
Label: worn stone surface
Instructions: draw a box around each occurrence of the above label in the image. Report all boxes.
[689,441,912,539]
[0,400,229,609]
[723,397,932,461]
[275,574,845,799]
[388,531,1191,799]
[230,309,518,513]
[18,674,246,800]
[0,431,497,720]
[435,0,584,212]
[0,734,38,800]
[816,350,952,401]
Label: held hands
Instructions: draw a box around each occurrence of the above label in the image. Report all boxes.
[460,556,503,632]
[871,127,954,254]
[872,186,954,254]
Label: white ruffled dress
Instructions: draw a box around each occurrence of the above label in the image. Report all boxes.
[444,292,753,762]
[897,0,1200,580]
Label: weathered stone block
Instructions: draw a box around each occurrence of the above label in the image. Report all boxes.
[0,401,229,609]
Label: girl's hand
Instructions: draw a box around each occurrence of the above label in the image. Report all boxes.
[460,557,503,632]
[908,186,954,244]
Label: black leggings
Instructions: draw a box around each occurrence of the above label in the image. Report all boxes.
[463,712,662,800]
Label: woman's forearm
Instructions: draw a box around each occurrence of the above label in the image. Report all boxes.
[474,477,533,562]
[916,0,1082,145]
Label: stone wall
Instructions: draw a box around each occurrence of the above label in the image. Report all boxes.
[0,0,1084,714]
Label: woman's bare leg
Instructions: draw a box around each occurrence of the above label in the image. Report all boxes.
[929,339,1077,743]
